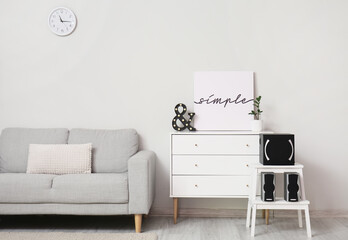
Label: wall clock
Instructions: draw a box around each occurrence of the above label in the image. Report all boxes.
[48,7,77,36]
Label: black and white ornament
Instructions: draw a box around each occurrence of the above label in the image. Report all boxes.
[172,103,196,131]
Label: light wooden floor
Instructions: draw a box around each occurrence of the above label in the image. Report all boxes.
[0,215,348,240]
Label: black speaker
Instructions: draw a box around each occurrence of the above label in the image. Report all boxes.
[260,134,295,165]
[261,172,275,202]
[284,172,300,202]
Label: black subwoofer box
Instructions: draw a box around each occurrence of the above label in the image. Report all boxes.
[260,134,295,165]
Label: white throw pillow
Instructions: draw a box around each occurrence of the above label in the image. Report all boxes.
[27,143,92,174]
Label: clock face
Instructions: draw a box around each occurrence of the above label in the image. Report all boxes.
[48,7,77,36]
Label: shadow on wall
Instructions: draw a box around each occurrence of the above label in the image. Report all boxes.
[296,154,328,210]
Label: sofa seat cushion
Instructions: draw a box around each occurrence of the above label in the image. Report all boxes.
[51,173,128,203]
[0,173,128,204]
[0,173,55,203]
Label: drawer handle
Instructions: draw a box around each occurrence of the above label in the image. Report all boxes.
[194,164,198,167]
[246,164,249,167]
[246,144,249,147]
[246,184,249,187]
[194,144,198,147]
[194,184,198,188]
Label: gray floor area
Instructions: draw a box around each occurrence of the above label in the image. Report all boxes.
[0,215,347,240]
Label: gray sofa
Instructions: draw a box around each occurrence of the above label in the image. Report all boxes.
[0,128,156,233]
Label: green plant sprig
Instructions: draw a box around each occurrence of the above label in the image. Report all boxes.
[248,96,263,120]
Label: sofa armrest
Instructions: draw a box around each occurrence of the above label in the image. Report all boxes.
[128,150,156,214]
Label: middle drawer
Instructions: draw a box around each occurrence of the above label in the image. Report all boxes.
[172,155,259,175]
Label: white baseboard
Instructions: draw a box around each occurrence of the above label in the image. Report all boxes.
[150,208,348,218]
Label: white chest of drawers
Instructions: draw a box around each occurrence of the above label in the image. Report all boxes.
[170,131,260,223]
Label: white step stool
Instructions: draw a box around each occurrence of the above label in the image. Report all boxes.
[246,163,312,238]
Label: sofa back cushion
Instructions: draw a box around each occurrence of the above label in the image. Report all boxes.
[68,129,138,173]
[0,128,69,173]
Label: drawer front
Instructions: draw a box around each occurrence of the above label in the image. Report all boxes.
[172,155,258,175]
[172,135,259,155]
[172,176,251,196]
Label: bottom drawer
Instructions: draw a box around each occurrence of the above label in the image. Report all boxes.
[172,176,250,197]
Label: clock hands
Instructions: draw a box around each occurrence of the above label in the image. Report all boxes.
[58,15,72,30]
[59,15,72,23]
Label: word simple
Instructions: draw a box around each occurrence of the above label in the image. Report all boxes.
[194,93,253,108]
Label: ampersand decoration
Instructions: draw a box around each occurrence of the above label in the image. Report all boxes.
[172,103,196,131]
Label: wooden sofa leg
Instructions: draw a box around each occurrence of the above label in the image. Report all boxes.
[135,214,142,233]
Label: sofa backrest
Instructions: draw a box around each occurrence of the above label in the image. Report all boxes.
[0,128,69,173]
[68,129,138,173]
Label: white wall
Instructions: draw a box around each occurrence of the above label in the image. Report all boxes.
[0,0,348,211]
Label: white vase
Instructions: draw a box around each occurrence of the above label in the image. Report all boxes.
[251,120,263,132]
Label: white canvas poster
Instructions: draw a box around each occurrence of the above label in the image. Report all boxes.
[194,71,254,130]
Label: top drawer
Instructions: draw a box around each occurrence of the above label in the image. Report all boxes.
[172,135,259,155]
